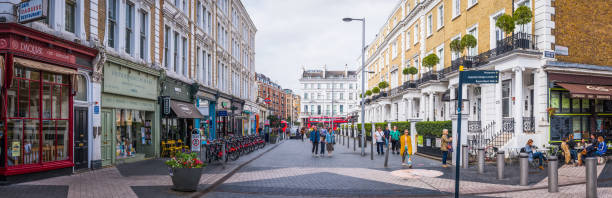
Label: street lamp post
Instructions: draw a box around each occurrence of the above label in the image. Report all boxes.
[342,17,366,156]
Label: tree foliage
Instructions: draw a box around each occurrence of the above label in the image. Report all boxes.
[405,67,418,76]
[365,90,373,96]
[422,54,440,68]
[450,39,463,53]
[372,87,380,93]
[495,14,515,34]
[377,81,389,89]
[461,34,477,49]
[513,6,533,26]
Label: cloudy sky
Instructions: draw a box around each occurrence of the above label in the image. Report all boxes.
[243,0,400,94]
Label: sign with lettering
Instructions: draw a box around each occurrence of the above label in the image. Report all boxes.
[162,96,171,115]
[101,93,155,111]
[191,133,201,152]
[555,45,569,56]
[461,70,499,84]
[0,37,76,64]
[217,111,228,116]
[18,0,48,24]
[103,63,157,100]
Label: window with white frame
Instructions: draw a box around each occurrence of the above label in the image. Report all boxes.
[197,47,201,81]
[182,37,187,77]
[164,26,170,68]
[181,0,185,11]
[65,0,76,33]
[436,46,444,71]
[468,0,478,8]
[207,10,212,34]
[125,2,134,54]
[515,0,532,33]
[392,41,398,59]
[340,93,344,100]
[405,32,410,49]
[427,14,433,36]
[216,61,221,89]
[139,10,148,60]
[173,32,179,73]
[196,1,202,28]
[468,26,478,56]
[414,24,419,44]
[207,53,212,85]
[437,5,444,29]
[413,56,419,72]
[107,0,118,48]
[451,34,461,60]
[42,0,55,26]
[453,0,460,18]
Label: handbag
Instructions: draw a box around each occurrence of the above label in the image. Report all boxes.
[446,143,452,150]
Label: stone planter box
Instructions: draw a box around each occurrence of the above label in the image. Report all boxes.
[170,167,203,192]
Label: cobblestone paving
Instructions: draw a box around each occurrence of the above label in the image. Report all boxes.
[0,137,609,198]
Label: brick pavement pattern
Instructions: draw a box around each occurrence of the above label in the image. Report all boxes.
[0,137,609,198]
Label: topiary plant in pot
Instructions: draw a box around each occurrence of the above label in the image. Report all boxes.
[372,87,380,94]
[422,54,440,73]
[403,67,418,81]
[460,34,477,66]
[495,14,516,49]
[166,151,206,192]
[366,90,373,96]
[513,5,533,48]
[377,81,389,96]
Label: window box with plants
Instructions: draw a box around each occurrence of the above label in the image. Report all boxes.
[165,151,206,192]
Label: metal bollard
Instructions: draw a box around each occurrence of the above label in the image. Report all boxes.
[586,157,598,198]
[497,150,505,180]
[478,148,485,174]
[462,145,469,169]
[548,156,558,193]
[519,152,529,186]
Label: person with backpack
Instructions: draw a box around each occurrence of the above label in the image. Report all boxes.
[310,126,321,157]
[374,128,385,155]
[390,126,401,154]
[400,129,413,168]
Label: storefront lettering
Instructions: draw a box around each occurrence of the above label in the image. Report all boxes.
[586,85,610,92]
[104,64,157,100]
[3,38,76,64]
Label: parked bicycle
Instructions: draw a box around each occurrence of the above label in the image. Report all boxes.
[204,135,266,163]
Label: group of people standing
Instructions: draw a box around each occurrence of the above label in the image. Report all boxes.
[308,126,335,157]
[372,126,415,167]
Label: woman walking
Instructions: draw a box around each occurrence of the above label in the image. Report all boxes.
[400,129,413,168]
[390,126,400,154]
[441,129,452,168]
[374,128,385,155]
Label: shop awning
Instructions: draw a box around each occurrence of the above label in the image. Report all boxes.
[170,100,204,119]
[557,83,612,100]
[14,57,78,75]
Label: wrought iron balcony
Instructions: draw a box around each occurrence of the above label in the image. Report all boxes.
[502,118,515,133]
[440,33,537,77]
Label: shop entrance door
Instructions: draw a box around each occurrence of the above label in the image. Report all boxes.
[101,109,114,166]
[74,107,89,170]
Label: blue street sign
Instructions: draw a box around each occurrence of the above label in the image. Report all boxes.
[217,110,228,116]
[461,70,499,84]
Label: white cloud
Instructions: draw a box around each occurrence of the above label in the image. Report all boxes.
[243,0,400,94]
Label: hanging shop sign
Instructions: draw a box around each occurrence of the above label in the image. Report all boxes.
[161,79,191,102]
[161,96,171,115]
[18,0,48,24]
[217,110,228,116]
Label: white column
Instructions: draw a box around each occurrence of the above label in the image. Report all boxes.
[419,95,426,120]
[407,99,413,119]
[495,73,503,133]
[429,92,435,121]
[514,67,525,135]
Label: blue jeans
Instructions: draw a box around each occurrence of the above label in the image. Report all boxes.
[570,150,578,160]
[376,142,384,154]
[442,151,448,165]
[320,142,326,154]
[532,152,544,166]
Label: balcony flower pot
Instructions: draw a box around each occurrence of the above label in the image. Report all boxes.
[166,151,206,192]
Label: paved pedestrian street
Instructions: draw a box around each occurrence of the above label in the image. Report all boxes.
[0,139,610,198]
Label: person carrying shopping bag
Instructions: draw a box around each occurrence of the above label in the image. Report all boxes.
[400,129,413,168]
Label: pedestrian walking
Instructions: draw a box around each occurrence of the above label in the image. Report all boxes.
[326,128,334,156]
[384,126,391,148]
[320,127,328,156]
[441,129,452,168]
[374,128,385,155]
[400,129,413,168]
[310,126,320,157]
[390,126,400,154]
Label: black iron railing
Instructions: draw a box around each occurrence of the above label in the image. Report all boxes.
[468,121,482,133]
[502,118,514,133]
[388,81,418,97]
[441,33,536,77]
[523,117,535,133]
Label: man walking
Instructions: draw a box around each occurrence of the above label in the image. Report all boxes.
[310,126,320,157]
[374,128,385,155]
[326,128,334,156]
[390,126,400,154]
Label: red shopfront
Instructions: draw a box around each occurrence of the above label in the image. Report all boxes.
[0,23,97,179]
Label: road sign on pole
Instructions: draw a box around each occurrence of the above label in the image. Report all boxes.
[454,69,499,198]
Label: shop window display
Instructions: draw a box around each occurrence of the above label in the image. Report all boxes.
[115,109,152,158]
[3,66,71,166]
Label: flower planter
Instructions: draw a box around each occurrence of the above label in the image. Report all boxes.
[170,167,203,192]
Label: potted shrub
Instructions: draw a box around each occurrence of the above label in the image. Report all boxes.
[460,34,477,66]
[365,90,373,96]
[495,14,515,50]
[378,81,389,96]
[166,151,206,192]
[422,54,440,73]
[513,5,533,48]
[403,67,418,82]
[372,87,380,94]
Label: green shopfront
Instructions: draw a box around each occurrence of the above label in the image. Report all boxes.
[101,56,160,165]
[159,77,203,153]
[548,72,612,152]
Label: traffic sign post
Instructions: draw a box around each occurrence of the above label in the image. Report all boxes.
[454,68,499,198]
[191,129,201,152]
